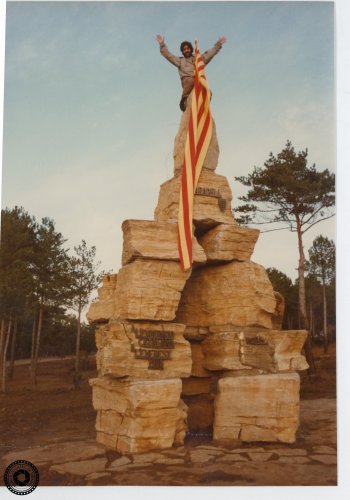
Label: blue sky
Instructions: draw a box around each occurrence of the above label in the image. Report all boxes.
[1,0,336,280]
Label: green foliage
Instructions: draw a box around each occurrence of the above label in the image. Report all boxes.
[234,140,335,233]
[306,236,336,344]
[266,267,298,329]
[32,217,72,307]
[307,235,335,285]
[0,207,36,317]
[0,206,101,359]
[69,240,104,313]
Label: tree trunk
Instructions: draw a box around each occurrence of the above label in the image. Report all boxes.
[32,302,44,385]
[8,318,18,380]
[296,217,315,374]
[0,319,5,378]
[74,305,82,389]
[1,319,12,393]
[309,299,314,339]
[30,318,36,371]
[323,282,328,353]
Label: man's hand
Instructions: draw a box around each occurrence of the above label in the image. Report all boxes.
[156,34,164,45]
[217,36,227,45]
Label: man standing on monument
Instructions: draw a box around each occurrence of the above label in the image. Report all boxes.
[155,35,227,111]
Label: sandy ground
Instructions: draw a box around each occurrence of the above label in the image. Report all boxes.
[0,344,336,486]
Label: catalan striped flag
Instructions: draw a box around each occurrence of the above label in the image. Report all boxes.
[178,39,213,270]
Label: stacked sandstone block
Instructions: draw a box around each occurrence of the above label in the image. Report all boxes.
[87,92,308,453]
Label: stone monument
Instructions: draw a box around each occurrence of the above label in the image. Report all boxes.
[87,92,308,454]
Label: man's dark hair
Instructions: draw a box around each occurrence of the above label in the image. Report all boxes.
[180,41,193,54]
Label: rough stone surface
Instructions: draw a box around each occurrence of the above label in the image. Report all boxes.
[114,259,190,321]
[90,377,185,453]
[201,330,248,371]
[154,169,236,230]
[190,449,218,464]
[310,454,337,465]
[174,399,188,446]
[87,274,117,324]
[190,342,211,377]
[173,90,220,175]
[50,458,107,476]
[2,440,106,466]
[198,224,259,262]
[216,454,249,463]
[201,329,308,372]
[312,445,336,454]
[278,456,311,464]
[95,321,192,379]
[176,261,276,329]
[154,457,184,465]
[247,452,273,462]
[121,220,206,266]
[90,377,182,413]
[85,472,111,481]
[213,373,300,444]
[133,452,164,464]
[240,329,308,372]
[271,291,285,329]
[263,329,308,371]
[108,456,131,469]
[269,448,307,456]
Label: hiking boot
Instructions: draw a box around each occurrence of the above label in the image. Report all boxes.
[179,96,187,112]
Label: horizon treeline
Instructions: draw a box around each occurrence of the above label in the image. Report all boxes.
[0,206,104,390]
[0,206,335,371]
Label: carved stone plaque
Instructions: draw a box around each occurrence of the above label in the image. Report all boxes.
[131,327,175,370]
[195,185,226,212]
[239,334,276,372]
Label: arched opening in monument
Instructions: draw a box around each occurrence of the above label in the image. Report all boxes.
[176,256,221,442]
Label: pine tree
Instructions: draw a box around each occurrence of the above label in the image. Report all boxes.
[31,217,72,384]
[307,236,335,353]
[69,240,104,388]
[235,141,335,373]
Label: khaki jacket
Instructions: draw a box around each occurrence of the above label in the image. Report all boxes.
[159,41,223,81]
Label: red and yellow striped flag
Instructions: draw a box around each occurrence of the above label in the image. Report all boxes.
[178,39,213,270]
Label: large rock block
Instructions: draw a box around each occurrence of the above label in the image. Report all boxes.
[176,261,276,329]
[87,274,117,324]
[198,224,259,262]
[95,321,192,379]
[202,331,249,371]
[90,376,182,412]
[213,373,300,444]
[90,377,185,453]
[173,90,220,175]
[253,329,308,371]
[201,329,308,372]
[154,169,236,230]
[121,219,206,266]
[114,259,190,321]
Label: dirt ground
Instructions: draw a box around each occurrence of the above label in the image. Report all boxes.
[0,344,337,487]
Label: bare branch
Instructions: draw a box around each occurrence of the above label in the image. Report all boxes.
[301,204,328,227]
[301,213,336,235]
[260,226,291,234]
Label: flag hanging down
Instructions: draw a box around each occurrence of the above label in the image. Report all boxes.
[178,39,213,270]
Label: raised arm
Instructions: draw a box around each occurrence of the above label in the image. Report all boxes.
[201,36,227,65]
[155,34,180,68]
